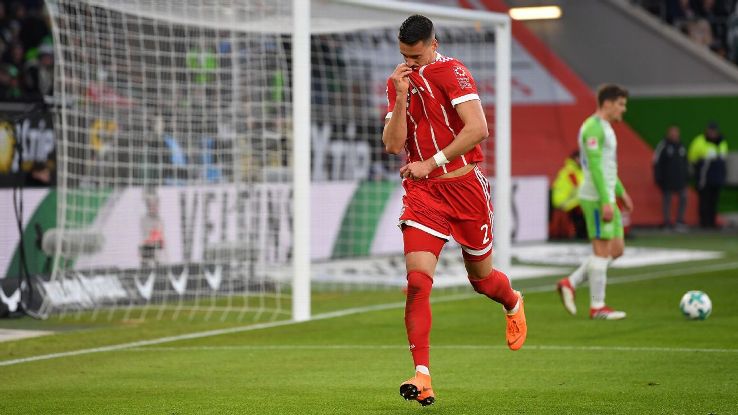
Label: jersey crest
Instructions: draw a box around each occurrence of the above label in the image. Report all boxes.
[586,136,599,150]
[452,65,472,90]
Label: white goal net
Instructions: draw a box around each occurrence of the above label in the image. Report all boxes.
[40,0,510,321]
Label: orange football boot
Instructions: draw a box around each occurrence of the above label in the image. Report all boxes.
[506,290,527,351]
[400,371,435,406]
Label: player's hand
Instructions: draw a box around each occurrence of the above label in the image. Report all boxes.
[391,63,412,96]
[620,192,634,214]
[400,160,435,180]
[602,203,614,222]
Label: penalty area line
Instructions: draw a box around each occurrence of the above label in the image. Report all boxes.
[1,260,737,367]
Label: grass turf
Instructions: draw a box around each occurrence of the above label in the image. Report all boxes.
[1,232,737,414]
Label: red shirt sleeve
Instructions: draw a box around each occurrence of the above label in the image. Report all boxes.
[385,78,396,120]
[434,62,480,107]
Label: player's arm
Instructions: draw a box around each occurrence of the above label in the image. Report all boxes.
[382,64,412,154]
[583,132,613,220]
[436,99,488,161]
[432,64,488,164]
[615,178,634,213]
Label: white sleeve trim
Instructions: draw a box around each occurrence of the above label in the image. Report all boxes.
[398,220,451,241]
[385,112,392,119]
[451,93,480,107]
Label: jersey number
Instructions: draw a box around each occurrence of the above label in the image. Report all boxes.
[480,224,490,244]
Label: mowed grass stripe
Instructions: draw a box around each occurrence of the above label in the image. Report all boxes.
[125,344,738,353]
[1,260,737,367]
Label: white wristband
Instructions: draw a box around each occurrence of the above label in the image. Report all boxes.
[433,151,450,167]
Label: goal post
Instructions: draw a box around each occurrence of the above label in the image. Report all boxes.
[42,0,512,321]
[290,0,513,319]
[292,0,311,322]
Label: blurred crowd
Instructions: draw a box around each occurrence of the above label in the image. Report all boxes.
[0,0,52,101]
[638,0,738,64]
[3,1,738,98]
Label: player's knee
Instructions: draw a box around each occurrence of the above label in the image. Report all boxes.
[407,271,433,296]
[464,254,493,281]
[611,240,625,259]
[405,252,437,276]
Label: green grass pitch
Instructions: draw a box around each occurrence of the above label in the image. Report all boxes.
[1,232,737,414]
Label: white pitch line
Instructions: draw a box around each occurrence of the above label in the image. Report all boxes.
[0,294,467,368]
[2,260,737,367]
[123,344,738,354]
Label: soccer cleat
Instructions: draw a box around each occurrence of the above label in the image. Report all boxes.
[590,306,627,320]
[505,290,527,351]
[400,371,435,406]
[556,278,577,315]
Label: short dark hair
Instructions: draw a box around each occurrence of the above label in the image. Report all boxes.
[398,15,434,45]
[597,84,628,107]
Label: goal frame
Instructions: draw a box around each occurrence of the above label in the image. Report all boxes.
[292,0,512,321]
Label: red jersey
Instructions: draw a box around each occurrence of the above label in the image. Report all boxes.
[385,53,484,178]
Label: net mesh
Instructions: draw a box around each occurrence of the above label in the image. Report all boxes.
[43,0,503,320]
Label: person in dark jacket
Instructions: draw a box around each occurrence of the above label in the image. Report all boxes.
[688,121,729,228]
[653,125,689,229]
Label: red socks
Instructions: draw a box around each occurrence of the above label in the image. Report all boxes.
[405,270,433,368]
[404,269,516,368]
[469,269,518,311]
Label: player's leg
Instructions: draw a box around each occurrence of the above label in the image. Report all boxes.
[465,253,527,350]
[609,237,625,260]
[676,188,687,228]
[465,254,518,312]
[556,200,603,315]
[399,225,444,406]
[661,189,672,228]
[588,205,626,320]
[697,187,709,227]
[444,166,526,350]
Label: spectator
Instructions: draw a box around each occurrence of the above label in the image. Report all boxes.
[23,40,52,99]
[2,7,21,45]
[686,15,715,47]
[666,0,697,27]
[0,63,22,99]
[688,121,729,228]
[0,1,53,102]
[18,3,49,54]
[550,149,586,239]
[653,125,689,229]
[0,4,9,42]
[3,42,24,68]
[728,3,738,64]
[661,0,735,60]
[695,0,731,54]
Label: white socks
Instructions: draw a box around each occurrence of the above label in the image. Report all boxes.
[588,255,610,309]
[416,365,430,376]
[568,256,592,288]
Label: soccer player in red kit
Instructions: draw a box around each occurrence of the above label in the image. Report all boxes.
[383,15,527,406]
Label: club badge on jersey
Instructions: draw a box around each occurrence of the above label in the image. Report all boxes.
[452,65,472,90]
[586,137,599,150]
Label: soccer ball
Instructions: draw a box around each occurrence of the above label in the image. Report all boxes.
[679,290,712,320]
